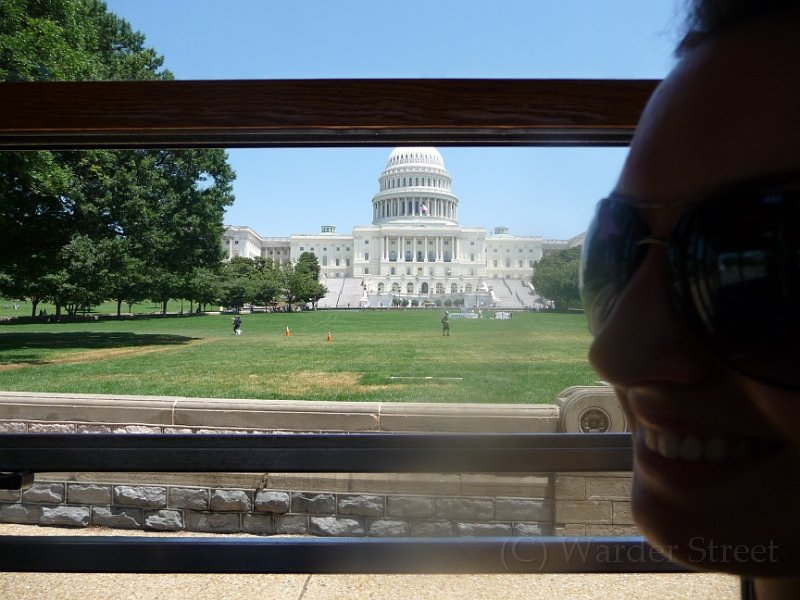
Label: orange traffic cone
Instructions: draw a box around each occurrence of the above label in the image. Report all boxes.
[327,330,332,342]
[285,326,290,337]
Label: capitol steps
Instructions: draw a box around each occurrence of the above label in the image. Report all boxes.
[488,279,527,309]
[508,279,536,308]
[338,279,365,307]
[317,278,345,308]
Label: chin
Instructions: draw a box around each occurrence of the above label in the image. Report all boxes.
[630,469,800,577]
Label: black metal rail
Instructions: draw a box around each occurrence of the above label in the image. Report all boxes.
[0,433,633,474]
[0,536,685,574]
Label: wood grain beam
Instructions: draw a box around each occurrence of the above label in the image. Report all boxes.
[0,79,659,149]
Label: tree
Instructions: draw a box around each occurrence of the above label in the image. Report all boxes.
[182,267,220,313]
[274,259,328,311]
[532,246,581,312]
[0,1,236,314]
[296,252,321,280]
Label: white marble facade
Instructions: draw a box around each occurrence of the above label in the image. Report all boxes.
[222,147,581,303]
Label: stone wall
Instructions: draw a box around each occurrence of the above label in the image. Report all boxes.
[0,477,556,537]
[0,390,636,537]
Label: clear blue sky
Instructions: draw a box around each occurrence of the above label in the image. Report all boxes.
[103,0,679,240]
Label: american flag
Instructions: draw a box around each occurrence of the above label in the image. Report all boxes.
[420,203,428,214]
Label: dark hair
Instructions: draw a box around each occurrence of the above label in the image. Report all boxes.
[677,0,800,56]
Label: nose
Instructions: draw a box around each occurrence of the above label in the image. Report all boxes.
[588,246,712,389]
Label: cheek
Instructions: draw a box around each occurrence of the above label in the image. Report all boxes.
[746,383,800,452]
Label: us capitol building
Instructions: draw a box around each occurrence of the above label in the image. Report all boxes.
[222,148,583,308]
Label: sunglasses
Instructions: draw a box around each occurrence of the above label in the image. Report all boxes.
[580,180,800,390]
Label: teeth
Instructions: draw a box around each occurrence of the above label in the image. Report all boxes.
[704,437,729,463]
[642,426,767,463]
[644,428,658,452]
[679,436,703,462]
[657,432,681,459]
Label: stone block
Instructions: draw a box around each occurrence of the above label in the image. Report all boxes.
[555,501,612,524]
[91,507,143,529]
[612,502,635,525]
[0,503,42,524]
[434,498,493,520]
[292,492,335,514]
[367,519,410,537]
[77,424,114,434]
[379,403,558,433]
[169,487,209,511]
[40,506,90,527]
[585,525,640,536]
[410,520,452,537]
[185,511,240,533]
[163,427,194,434]
[195,428,249,435]
[587,477,632,501]
[254,491,290,514]
[112,425,162,434]
[386,496,433,519]
[337,495,384,517]
[68,484,112,505]
[0,490,20,503]
[243,514,274,535]
[210,489,252,512]
[275,515,308,535]
[114,486,167,508]
[456,522,513,537]
[495,498,553,522]
[310,517,365,537]
[460,474,551,498]
[555,476,585,501]
[174,398,380,433]
[145,510,183,531]
[22,483,64,504]
[0,421,26,433]
[268,473,351,493]
[514,523,554,537]
[29,422,75,434]
[555,524,585,536]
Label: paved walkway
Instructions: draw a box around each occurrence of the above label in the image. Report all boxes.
[0,524,739,599]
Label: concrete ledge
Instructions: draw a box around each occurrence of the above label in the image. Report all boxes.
[0,392,559,433]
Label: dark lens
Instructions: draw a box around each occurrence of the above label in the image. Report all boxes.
[670,192,800,389]
[580,199,650,333]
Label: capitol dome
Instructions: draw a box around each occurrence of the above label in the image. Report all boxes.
[385,147,445,170]
[372,147,458,225]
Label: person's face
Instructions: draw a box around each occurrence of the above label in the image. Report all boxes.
[588,15,800,576]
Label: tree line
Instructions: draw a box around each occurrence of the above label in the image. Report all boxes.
[0,0,240,317]
[531,246,581,311]
[213,254,327,313]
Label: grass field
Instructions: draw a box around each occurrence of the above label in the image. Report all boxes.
[0,310,599,404]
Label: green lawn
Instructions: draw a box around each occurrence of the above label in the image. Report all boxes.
[0,310,599,404]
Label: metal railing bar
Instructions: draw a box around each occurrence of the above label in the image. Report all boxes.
[0,536,686,574]
[0,433,634,473]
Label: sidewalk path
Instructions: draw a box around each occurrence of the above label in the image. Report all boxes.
[0,524,739,599]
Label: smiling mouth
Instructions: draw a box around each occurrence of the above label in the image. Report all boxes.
[641,425,781,463]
